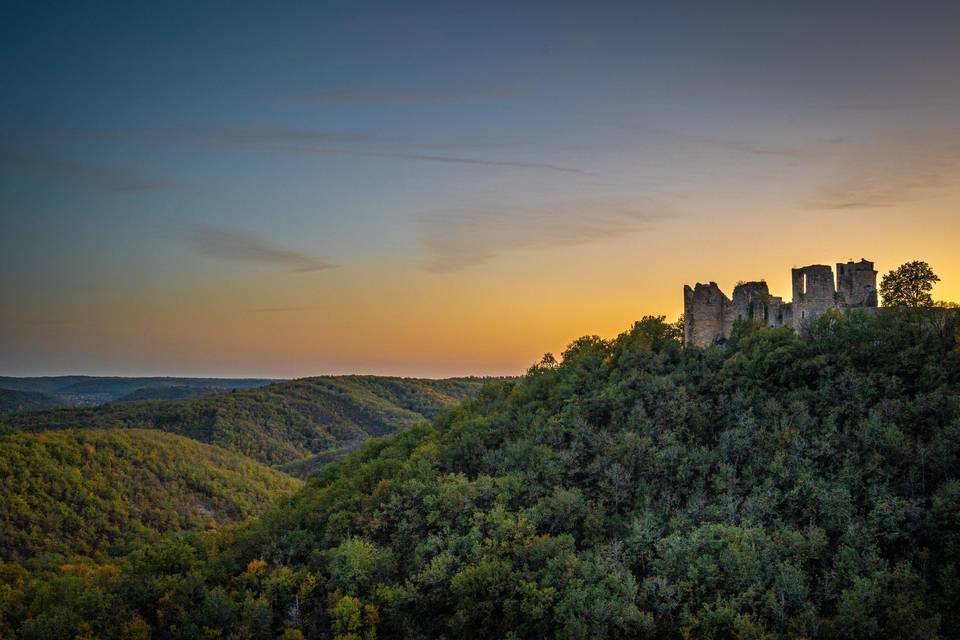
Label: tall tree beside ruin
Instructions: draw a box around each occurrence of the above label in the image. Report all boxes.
[879,261,940,308]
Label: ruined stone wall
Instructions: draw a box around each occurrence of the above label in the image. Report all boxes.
[683,258,878,347]
[684,282,729,347]
[765,296,790,328]
[727,281,774,335]
[781,302,794,328]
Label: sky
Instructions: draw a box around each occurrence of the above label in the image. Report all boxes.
[2,1,960,378]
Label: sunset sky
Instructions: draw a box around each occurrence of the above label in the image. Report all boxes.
[2,1,960,377]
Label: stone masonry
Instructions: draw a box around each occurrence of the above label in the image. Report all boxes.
[683,259,878,347]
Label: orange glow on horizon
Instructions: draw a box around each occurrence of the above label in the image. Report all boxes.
[8,193,959,379]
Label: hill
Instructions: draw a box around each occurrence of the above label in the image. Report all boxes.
[0,389,66,415]
[0,376,276,407]
[0,428,301,563]
[114,385,228,402]
[4,310,957,639]
[1,376,486,468]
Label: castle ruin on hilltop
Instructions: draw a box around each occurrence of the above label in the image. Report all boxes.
[683,259,878,348]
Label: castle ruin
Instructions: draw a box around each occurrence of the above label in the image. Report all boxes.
[683,259,878,347]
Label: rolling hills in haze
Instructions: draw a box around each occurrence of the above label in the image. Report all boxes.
[0,376,276,407]
[1,376,486,470]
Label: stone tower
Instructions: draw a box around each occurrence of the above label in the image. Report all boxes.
[683,282,727,347]
[791,264,836,330]
[836,259,878,307]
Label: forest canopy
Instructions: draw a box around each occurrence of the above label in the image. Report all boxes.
[0,428,302,562]
[2,304,958,639]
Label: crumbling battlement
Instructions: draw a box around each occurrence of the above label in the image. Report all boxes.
[683,259,878,347]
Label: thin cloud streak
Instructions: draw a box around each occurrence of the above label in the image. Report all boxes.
[704,139,814,158]
[611,125,828,160]
[114,180,173,193]
[193,139,588,174]
[420,200,670,273]
[287,87,519,105]
[3,318,80,327]
[245,306,323,313]
[187,226,337,272]
[193,128,588,175]
[809,130,960,209]
[834,100,957,112]
[0,150,175,193]
[37,127,589,176]
[362,150,588,174]
[198,127,375,145]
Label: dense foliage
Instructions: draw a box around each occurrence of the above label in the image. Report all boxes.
[2,377,484,469]
[115,386,233,403]
[0,429,301,562]
[3,309,958,639]
[879,260,941,308]
[0,390,65,415]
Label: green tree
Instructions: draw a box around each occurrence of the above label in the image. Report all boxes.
[326,538,393,595]
[330,595,378,640]
[879,261,940,307]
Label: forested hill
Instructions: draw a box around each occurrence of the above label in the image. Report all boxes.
[6,310,957,639]
[0,376,275,407]
[1,376,485,468]
[0,428,301,563]
[0,389,66,415]
[114,385,231,402]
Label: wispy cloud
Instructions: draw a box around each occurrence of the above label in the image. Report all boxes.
[0,150,175,193]
[361,150,587,174]
[113,180,173,193]
[419,200,669,273]
[697,138,814,159]
[834,100,956,112]
[287,87,518,105]
[190,127,587,175]
[44,127,587,176]
[611,125,827,160]
[197,127,375,146]
[809,130,960,209]
[7,318,79,327]
[244,306,323,313]
[187,226,337,272]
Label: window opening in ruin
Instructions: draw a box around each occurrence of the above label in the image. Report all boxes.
[799,273,807,295]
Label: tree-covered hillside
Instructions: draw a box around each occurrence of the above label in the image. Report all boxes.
[0,428,301,563]
[2,376,485,469]
[115,385,230,402]
[3,309,958,639]
[0,389,66,415]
